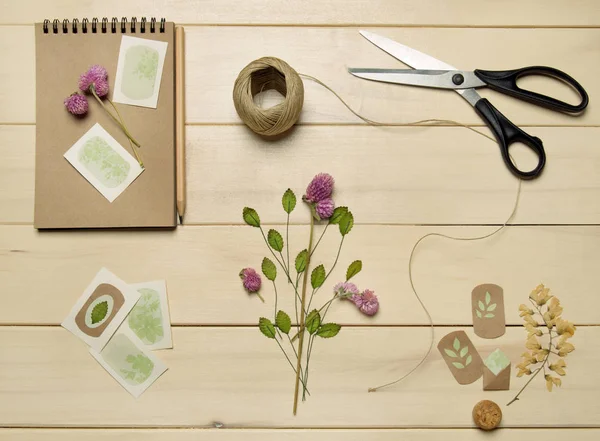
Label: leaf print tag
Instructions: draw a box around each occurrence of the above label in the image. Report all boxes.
[113,36,169,108]
[90,325,168,398]
[128,280,173,350]
[63,123,144,203]
[472,284,506,339]
[437,330,483,385]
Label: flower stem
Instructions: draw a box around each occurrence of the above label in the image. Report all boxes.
[310,223,329,257]
[272,281,279,321]
[293,213,315,415]
[274,338,310,395]
[286,212,291,284]
[90,87,142,148]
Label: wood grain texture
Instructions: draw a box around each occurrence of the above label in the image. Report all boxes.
[1,0,598,26]
[0,327,597,427]
[2,125,600,225]
[3,429,600,440]
[1,225,598,325]
[2,26,598,125]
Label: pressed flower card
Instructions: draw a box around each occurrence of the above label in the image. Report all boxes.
[437,330,483,385]
[63,123,144,202]
[90,325,168,398]
[113,36,168,108]
[127,280,173,350]
[471,284,506,339]
[61,268,141,352]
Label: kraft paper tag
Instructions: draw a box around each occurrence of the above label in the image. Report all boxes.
[437,330,483,385]
[483,349,511,391]
[472,284,506,339]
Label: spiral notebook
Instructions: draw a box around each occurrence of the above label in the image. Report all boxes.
[34,18,176,229]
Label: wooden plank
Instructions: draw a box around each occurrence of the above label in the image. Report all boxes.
[1,0,598,26]
[3,125,600,225]
[3,428,600,440]
[2,26,598,125]
[1,225,598,325]
[0,326,596,427]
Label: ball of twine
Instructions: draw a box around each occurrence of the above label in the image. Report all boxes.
[233,57,304,137]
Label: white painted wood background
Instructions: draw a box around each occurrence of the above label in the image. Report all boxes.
[0,1,599,439]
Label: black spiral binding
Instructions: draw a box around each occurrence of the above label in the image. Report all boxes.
[42,17,166,34]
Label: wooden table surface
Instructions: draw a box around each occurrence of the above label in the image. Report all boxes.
[1,1,599,439]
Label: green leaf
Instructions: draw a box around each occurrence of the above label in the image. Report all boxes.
[306,310,321,334]
[444,349,458,358]
[329,206,348,225]
[339,211,354,236]
[452,362,465,369]
[261,257,277,281]
[242,207,260,227]
[485,291,491,305]
[478,300,485,311]
[466,355,472,366]
[484,313,495,318]
[345,260,362,281]
[487,303,497,312]
[282,189,297,214]
[475,309,482,319]
[460,346,468,358]
[295,249,309,273]
[311,264,326,289]
[316,323,341,338]
[267,229,284,252]
[275,310,291,334]
[453,337,461,351]
[258,317,276,339]
[90,301,108,324]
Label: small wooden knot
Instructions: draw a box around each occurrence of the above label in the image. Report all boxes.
[472,400,502,431]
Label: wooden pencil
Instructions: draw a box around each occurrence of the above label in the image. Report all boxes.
[175,25,186,224]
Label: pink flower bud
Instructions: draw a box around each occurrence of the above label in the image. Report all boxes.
[315,198,335,219]
[64,93,89,115]
[304,173,334,203]
[240,268,262,293]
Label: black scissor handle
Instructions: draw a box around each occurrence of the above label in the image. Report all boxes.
[474,98,545,180]
[474,66,588,114]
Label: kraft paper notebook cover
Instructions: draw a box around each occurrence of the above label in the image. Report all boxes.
[34,18,176,228]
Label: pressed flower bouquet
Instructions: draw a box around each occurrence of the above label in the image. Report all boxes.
[240,173,379,414]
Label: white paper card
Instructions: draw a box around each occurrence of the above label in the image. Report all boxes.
[61,268,141,352]
[113,36,169,108]
[90,325,168,398]
[127,280,173,350]
[63,123,144,202]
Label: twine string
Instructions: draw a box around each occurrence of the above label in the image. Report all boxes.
[233,57,521,391]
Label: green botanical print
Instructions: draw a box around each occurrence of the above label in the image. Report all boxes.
[444,337,473,369]
[128,288,164,345]
[78,136,130,188]
[122,45,159,100]
[485,349,511,375]
[475,291,497,319]
[90,301,108,324]
[103,334,155,385]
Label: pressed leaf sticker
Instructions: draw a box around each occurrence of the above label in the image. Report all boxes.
[311,264,326,289]
[242,207,260,227]
[346,260,362,281]
[267,229,284,252]
[329,206,348,225]
[316,323,341,338]
[262,257,277,281]
[282,189,296,214]
[295,249,308,273]
[91,301,108,324]
[475,291,496,318]
[306,310,321,334]
[258,317,276,339]
[276,310,291,334]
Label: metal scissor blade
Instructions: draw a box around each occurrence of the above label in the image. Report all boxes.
[358,30,483,107]
[347,68,486,89]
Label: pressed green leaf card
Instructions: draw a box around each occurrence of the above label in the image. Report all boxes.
[63,123,144,202]
[90,325,168,398]
[471,284,506,339]
[128,280,173,350]
[61,268,141,352]
[113,36,168,108]
[437,330,483,385]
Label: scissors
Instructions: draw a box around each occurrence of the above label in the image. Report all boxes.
[349,31,589,180]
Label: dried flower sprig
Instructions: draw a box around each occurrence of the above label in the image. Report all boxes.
[241,173,375,415]
[507,284,576,406]
[64,65,143,168]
